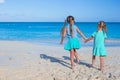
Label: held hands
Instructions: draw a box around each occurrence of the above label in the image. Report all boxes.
[84,37,93,43]
[83,37,88,43]
[85,39,89,43]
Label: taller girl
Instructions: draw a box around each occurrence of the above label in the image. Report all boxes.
[60,16,86,70]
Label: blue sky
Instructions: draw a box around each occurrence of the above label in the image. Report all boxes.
[0,0,120,22]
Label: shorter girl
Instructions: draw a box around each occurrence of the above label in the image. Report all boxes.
[85,21,107,72]
[60,16,86,70]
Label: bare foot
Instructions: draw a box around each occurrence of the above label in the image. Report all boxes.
[100,66,104,72]
[71,64,75,71]
[100,68,104,72]
[71,67,75,73]
[76,59,80,64]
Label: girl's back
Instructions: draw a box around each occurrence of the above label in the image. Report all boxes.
[92,31,107,47]
[66,24,77,38]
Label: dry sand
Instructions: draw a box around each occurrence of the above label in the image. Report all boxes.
[0,41,120,80]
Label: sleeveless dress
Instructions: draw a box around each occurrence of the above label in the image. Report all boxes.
[92,31,107,56]
[64,24,80,50]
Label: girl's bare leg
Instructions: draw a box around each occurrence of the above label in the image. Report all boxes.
[70,49,74,70]
[73,49,79,63]
[100,56,104,72]
[92,55,96,67]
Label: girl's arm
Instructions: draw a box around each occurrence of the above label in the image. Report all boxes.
[85,36,93,43]
[60,20,67,35]
[63,19,67,27]
[60,27,66,44]
[76,26,87,40]
[60,20,67,44]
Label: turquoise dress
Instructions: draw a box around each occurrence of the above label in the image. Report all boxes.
[64,24,80,50]
[92,31,107,56]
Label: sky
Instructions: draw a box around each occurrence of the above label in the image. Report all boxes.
[0,0,120,22]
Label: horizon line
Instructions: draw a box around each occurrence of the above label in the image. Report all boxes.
[0,21,120,23]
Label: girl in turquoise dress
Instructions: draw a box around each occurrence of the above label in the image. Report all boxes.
[85,21,107,72]
[60,16,86,70]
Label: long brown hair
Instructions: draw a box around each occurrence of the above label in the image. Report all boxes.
[98,21,107,33]
[67,16,75,37]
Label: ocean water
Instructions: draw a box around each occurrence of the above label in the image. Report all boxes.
[0,22,120,46]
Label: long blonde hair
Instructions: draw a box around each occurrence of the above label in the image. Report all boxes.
[98,21,107,33]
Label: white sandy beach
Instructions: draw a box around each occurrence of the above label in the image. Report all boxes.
[0,41,120,80]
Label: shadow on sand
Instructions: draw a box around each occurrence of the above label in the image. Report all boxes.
[62,56,99,70]
[63,56,91,67]
[40,54,71,69]
[40,54,98,70]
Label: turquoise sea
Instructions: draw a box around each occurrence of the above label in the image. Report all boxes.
[0,22,120,46]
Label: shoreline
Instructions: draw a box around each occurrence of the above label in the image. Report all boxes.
[0,39,120,47]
